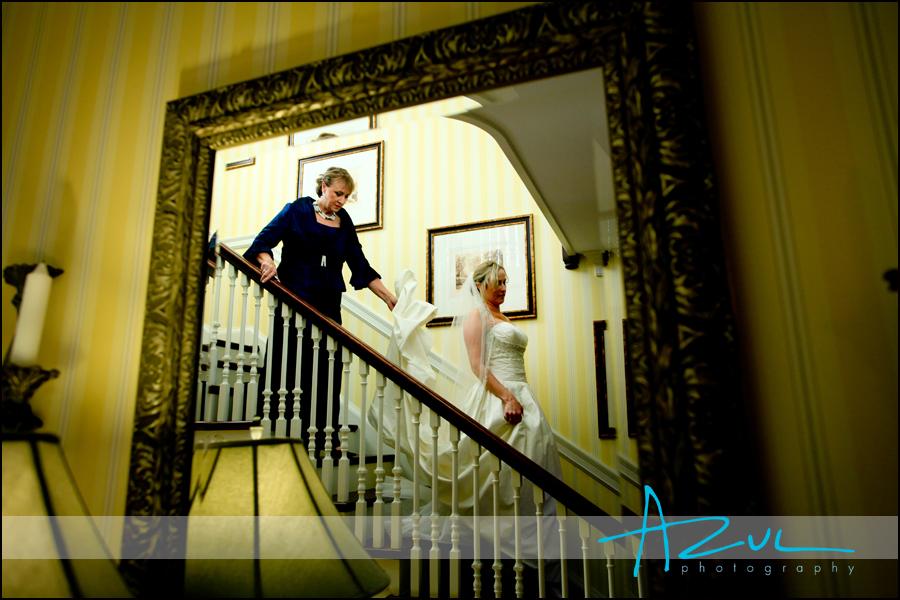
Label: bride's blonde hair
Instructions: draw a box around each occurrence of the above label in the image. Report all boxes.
[472,261,507,300]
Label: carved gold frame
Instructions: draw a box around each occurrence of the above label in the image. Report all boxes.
[123,3,745,595]
[425,214,536,326]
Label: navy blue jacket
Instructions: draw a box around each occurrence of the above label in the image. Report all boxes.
[243,198,381,301]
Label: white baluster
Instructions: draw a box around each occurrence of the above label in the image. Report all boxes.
[196,369,205,422]
[430,410,442,597]
[206,253,224,421]
[307,324,322,460]
[198,269,210,421]
[512,469,523,598]
[232,272,249,420]
[604,540,616,599]
[579,518,592,598]
[218,263,237,421]
[410,397,422,597]
[354,360,370,542]
[247,281,263,421]
[291,313,305,437]
[632,536,644,598]
[322,336,337,495]
[558,504,568,598]
[197,329,207,422]
[491,453,502,598]
[472,443,482,598]
[275,303,290,437]
[338,348,352,502]
[533,484,546,598]
[391,388,404,549]
[449,425,461,598]
[372,371,386,549]
[262,292,277,436]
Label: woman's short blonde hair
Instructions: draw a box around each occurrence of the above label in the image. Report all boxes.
[472,261,507,299]
[316,167,355,196]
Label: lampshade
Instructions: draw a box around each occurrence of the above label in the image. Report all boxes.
[1,433,133,598]
[185,439,390,598]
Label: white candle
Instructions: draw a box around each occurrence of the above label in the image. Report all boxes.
[9,263,53,366]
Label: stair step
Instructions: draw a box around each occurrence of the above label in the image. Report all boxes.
[314,452,391,468]
[202,361,262,374]
[201,339,259,354]
[332,488,378,512]
[194,420,253,431]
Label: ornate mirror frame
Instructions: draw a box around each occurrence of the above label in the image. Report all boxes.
[123,2,745,594]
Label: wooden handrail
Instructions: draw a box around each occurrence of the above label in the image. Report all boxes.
[210,242,621,529]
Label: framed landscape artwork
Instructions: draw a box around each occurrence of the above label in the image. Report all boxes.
[427,215,536,326]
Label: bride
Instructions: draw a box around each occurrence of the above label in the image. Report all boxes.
[371,261,563,571]
[433,260,563,567]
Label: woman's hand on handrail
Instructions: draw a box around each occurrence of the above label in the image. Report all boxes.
[255,252,279,283]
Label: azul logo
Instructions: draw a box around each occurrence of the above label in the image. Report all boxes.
[598,485,855,577]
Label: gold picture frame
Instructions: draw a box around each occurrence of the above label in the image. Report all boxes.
[426,215,535,326]
[297,141,384,232]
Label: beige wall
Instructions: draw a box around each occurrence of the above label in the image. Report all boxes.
[694,2,897,596]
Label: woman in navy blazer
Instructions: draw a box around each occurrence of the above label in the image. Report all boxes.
[244,167,397,447]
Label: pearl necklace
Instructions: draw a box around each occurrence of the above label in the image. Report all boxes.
[313,200,337,221]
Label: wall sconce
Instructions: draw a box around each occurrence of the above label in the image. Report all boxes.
[2,263,63,433]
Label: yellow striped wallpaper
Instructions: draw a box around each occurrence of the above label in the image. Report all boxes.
[5,2,646,554]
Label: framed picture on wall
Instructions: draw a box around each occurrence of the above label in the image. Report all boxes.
[594,320,617,438]
[623,319,637,438]
[297,141,384,231]
[426,215,536,327]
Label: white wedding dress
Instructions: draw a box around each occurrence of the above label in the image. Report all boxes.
[422,320,563,565]
[454,321,563,511]
[370,271,562,566]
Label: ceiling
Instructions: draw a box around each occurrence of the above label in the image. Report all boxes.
[451,67,619,266]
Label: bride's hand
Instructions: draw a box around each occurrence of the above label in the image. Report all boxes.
[503,397,523,426]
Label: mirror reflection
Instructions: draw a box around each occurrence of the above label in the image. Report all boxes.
[196,66,641,593]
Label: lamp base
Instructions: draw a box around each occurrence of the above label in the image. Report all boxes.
[1,364,59,432]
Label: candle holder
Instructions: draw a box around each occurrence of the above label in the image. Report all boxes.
[1,364,59,432]
[2,263,64,432]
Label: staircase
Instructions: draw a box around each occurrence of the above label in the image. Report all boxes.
[198,242,643,598]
